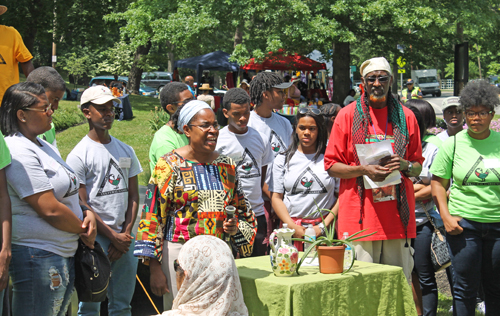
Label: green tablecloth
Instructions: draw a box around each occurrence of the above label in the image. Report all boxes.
[236,255,417,316]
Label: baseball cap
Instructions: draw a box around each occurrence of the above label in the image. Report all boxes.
[406,79,414,84]
[0,5,7,15]
[79,86,121,109]
[440,97,461,112]
[272,81,293,89]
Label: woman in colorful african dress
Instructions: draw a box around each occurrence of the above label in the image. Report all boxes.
[134,100,257,312]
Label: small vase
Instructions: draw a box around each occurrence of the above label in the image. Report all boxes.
[269,224,299,277]
[317,245,345,274]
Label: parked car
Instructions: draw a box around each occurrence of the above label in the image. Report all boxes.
[141,71,172,92]
[89,76,157,97]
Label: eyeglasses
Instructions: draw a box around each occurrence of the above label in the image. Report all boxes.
[444,109,463,116]
[465,111,492,119]
[174,98,194,105]
[365,76,390,83]
[173,259,183,273]
[189,122,219,132]
[298,107,321,115]
[22,103,52,113]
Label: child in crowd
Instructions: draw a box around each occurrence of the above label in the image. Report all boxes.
[216,88,274,256]
[67,86,142,315]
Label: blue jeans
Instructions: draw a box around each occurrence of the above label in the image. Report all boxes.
[9,244,75,316]
[447,218,500,316]
[78,234,138,316]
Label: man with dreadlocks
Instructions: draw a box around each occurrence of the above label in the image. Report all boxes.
[248,72,293,244]
[324,57,424,282]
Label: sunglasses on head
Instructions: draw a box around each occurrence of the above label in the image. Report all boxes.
[298,107,321,115]
[365,76,390,83]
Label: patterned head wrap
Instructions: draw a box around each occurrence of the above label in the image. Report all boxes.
[177,100,212,133]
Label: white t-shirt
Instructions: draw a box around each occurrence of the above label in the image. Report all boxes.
[215,126,274,217]
[437,130,449,142]
[5,133,82,258]
[248,111,293,185]
[270,151,339,218]
[414,141,439,225]
[67,135,143,233]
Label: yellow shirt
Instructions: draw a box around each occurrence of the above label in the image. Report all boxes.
[0,25,33,103]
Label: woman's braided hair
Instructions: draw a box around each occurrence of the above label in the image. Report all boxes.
[249,72,284,107]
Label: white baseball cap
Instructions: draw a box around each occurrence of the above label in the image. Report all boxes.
[79,86,121,109]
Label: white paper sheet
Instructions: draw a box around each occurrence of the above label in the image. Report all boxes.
[354,140,401,189]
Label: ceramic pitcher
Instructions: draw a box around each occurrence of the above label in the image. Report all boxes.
[269,224,299,277]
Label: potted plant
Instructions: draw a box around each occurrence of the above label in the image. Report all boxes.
[292,206,376,275]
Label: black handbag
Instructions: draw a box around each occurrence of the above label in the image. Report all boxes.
[74,239,111,302]
[421,202,452,272]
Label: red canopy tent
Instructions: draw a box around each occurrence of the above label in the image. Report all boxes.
[241,49,326,71]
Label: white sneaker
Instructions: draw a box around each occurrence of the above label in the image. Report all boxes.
[476,301,486,314]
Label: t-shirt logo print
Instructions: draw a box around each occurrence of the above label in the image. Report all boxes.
[463,156,500,186]
[97,159,128,196]
[291,167,327,195]
[269,131,286,156]
[236,148,260,179]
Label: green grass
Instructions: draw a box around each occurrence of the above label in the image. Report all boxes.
[56,95,158,185]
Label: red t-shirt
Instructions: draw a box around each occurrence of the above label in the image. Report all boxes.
[324,103,424,241]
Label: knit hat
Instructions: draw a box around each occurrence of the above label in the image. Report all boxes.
[360,57,392,77]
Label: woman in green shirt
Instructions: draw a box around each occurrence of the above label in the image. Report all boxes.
[431,80,500,315]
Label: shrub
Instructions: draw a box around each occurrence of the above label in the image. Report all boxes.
[149,106,170,133]
[52,103,86,131]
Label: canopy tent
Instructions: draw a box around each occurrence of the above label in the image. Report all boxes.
[174,50,239,72]
[241,49,327,71]
[174,50,239,93]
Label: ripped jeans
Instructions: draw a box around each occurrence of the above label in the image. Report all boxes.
[9,245,75,316]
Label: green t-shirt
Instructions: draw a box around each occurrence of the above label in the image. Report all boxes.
[149,124,188,173]
[0,133,11,169]
[430,130,500,223]
[39,122,56,147]
[423,134,442,148]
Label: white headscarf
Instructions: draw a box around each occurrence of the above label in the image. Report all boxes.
[177,100,212,133]
[160,235,248,316]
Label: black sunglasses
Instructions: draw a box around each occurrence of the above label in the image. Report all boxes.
[365,76,390,83]
[298,107,321,115]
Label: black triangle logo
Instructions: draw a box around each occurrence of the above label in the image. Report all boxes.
[291,166,328,195]
[269,130,286,156]
[236,148,260,179]
[97,159,128,196]
[0,54,6,65]
[463,156,500,186]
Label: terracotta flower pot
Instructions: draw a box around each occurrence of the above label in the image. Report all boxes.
[317,245,345,274]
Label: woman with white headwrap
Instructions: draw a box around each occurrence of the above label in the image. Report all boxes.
[135,100,257,311]
[160,235,248,316]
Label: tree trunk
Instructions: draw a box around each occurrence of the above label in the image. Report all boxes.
[234,25,243,48]
[331,42,350,105]
[167,41,175,73]
[128,40,152,94]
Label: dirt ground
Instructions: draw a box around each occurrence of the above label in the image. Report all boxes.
[436,269,452,297]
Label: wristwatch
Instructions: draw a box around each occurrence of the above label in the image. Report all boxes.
[318,223,325,236]
[406,160,413,173]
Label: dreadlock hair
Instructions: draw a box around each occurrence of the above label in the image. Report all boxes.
[222,88,251,110]
[171,103,187,131]
[0,82,46,136]
[284,110,328,169]
[249,72,283,107]
[160,82,190,113]
[26,66,66,92]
